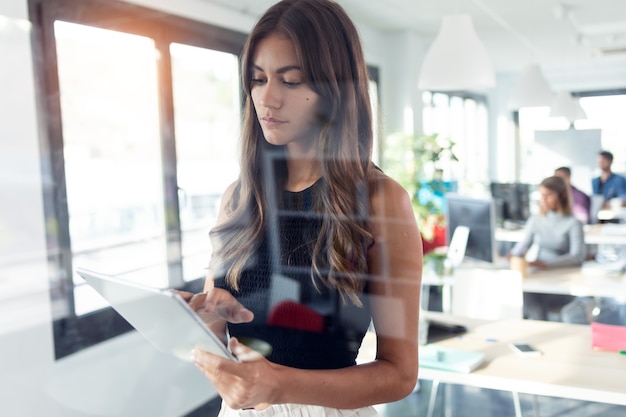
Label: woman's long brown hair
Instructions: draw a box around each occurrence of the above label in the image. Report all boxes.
[540,175,573,215]
[210,0,374,303]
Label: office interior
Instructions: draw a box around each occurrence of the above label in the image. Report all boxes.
[2,0,626,416]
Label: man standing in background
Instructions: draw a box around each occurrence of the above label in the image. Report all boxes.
[592,150,626,209]
[555,166,591,224]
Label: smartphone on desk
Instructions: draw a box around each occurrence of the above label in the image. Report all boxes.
[509,342,542,357]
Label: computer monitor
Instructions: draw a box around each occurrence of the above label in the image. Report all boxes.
[444,193,497,264]
[490,182,531,225]
[589,194,604,225]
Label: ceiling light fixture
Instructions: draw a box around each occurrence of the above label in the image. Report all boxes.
[508,64,553,109]
[549,91,587,122]
[467,0,555,109]
[418,14,496,91]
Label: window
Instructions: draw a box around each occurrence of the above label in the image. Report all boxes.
[367,65,381,164]
[422,91,489,190]
[171,44,242,284]
[517,89,626,187]
[29,0,247,358]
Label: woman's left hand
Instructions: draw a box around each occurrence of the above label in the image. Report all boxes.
[192,337,280,410]
[528,260,547,268]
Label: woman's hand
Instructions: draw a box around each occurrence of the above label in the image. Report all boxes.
[173,288,254,341]
[528,260,547,269]
[192,337,280,410]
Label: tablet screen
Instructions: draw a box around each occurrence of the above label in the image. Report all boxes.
[77,267,236,362]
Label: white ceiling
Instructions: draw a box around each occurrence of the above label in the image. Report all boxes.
[206,0,626,76]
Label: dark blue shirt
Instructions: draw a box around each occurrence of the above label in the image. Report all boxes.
[592,173,626,202]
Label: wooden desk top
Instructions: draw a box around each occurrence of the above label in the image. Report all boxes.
[496,223,626,245]
[522,266,626,297]
[419,318,626,406]
[423,262,626,298]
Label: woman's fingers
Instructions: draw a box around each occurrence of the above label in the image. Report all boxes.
[225,305,255,324]
[230,337,265,362]
[179,289,254,328]
[170,289,194,301]
[191,339,275,409]
[203,289,254,323]
[188,292,208,310]
[191,348,218,371]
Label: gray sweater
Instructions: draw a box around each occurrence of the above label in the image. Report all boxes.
[510,211,585,267]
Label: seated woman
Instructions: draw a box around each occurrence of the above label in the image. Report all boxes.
[509,175,585,320]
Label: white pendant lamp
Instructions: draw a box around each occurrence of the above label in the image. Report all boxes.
[550,91,587,122]
[508,64,553,109]
[418,14,496,91]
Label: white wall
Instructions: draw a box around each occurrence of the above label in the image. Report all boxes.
[377,30,430,137]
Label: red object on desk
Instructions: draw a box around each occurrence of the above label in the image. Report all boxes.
[591,322,626,351]
[422,225,447,255]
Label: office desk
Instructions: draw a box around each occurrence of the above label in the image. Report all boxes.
[584,223,626,245]
[496,223,626,245]
[522,266,626,298]
[423,262,626,297]
[358,315,626,414]
[422,264,626,316]
[418,318,626,412]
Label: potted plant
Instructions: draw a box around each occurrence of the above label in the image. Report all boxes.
[381,132,458,261]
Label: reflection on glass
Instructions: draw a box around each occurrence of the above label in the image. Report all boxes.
[170,43,241,282]
[54,21,167,314]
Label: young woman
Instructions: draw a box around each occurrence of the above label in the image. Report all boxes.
[510,175,585,269]
[510,175,584,320]
[179,1,423,416]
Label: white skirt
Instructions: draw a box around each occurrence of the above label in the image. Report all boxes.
[218,402,380,417]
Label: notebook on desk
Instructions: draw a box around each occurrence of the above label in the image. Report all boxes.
[419,344,486,373]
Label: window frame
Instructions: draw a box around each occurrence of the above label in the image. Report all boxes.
[28,0,248,359]
[421,90,490,186]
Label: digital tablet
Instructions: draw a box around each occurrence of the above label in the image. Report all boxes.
[76,267,237,362]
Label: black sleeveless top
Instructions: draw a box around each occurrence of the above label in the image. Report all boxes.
[213,180,372,369]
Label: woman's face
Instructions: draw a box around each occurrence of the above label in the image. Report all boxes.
[539,185,560,212]
[250,33,322,151]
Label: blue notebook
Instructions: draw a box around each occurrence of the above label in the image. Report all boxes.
[419,345,486,373]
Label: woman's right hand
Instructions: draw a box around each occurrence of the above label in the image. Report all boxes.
[174,288,254,341]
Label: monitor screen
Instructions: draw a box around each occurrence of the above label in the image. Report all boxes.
[444,193,496,264]
[490,182,532,225]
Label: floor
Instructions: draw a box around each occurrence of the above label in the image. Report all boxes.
[375,381,626,417]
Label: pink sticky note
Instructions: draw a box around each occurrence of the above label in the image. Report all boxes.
[591,322,626,351]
